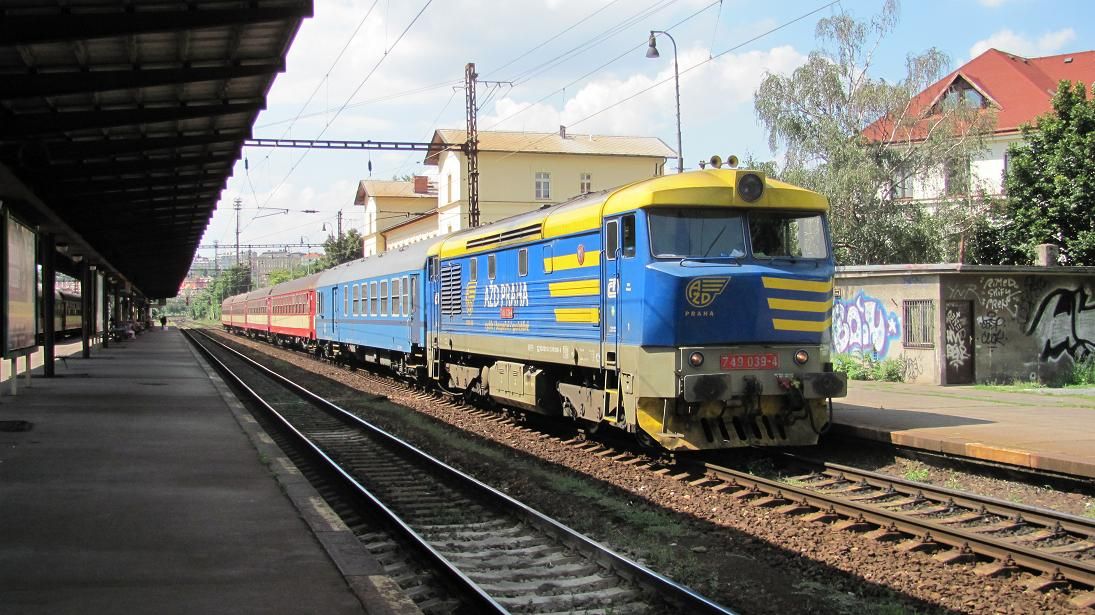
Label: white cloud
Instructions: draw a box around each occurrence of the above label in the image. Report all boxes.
[968,27,1076,59]
[978,0,1006,7]
[480,45,807,138]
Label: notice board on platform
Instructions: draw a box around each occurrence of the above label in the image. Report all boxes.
[2,205,38,358]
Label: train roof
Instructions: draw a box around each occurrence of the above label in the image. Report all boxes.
[316,241,433,287]
[431,169,828,258]
[267,272,323,296]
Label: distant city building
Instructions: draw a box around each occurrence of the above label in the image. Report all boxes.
[864,48,1095,202]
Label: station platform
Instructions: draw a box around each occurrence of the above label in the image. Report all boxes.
[0,328,415,614]
[831,381,1095,479]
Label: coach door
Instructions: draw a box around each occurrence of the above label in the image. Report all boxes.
[427,256,441,379]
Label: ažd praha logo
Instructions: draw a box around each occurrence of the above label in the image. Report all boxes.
[686,277,729,308]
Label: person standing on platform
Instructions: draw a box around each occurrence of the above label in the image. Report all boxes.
[160,315,167,330]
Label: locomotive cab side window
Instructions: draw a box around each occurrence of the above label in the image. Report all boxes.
[488,254,496,280]
[518,248,528,276]
[470,257,477,282]
[621,214,636,258]
[606,220,619,260]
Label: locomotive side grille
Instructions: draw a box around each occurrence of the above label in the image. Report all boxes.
[440,263,463,316]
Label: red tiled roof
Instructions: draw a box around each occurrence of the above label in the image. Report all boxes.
[863,48,1095,142]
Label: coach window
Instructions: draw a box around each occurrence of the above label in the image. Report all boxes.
[469,257,477,282]
[343,285,349,316]
[370,281,378,315]
[622,214,636,258]
[392,278,402,316]
[518,248,528,276]
[402,276,410,316]
[380,281,389,316]
[353,284,361,315]
[606,220,619,260]
[488,254,497,280]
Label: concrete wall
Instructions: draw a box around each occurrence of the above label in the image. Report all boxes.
[835,266,1095,384]
[833,272,941,384]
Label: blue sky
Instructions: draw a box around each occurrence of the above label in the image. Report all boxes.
[197,0,1094,259]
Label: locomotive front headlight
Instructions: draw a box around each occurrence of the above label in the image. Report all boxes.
[737,172,764,202]
[688,352,705,368]
[793,349,810,365]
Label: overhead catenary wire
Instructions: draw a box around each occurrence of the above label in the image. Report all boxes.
[487,0,841,166]
[256,0,435,213]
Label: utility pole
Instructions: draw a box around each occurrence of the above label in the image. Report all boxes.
[213,240,219,275]
[465,63,480,228]
[233,197,242,266]
[337,210,343,240]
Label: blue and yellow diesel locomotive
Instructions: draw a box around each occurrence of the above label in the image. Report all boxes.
[223,168,846,451]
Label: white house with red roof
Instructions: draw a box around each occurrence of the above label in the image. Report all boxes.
[863,48,1095,201]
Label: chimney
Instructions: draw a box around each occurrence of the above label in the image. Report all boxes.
[1035,243,1059,267]
[559,125,566,139]
[413,175,428,194]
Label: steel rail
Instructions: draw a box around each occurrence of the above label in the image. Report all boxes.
[699,461,1095,589]
[184,329,507,614]
[804,458,1095,540]
[189,328,735,615]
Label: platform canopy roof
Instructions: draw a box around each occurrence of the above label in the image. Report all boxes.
[0,0,312,299]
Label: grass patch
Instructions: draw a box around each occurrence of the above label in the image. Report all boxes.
[902,464,930,483]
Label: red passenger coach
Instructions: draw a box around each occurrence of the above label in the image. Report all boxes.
[267,273,320,348]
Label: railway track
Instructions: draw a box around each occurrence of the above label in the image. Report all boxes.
[638,453,1095,608]
[185,328,732,614]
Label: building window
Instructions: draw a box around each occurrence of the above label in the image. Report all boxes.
[488,254,496,280]
[903,300,935,348]
[891,172,911,200]
[580,172,592,194]
[535,172,551,200]
[518,248,528,276]
[944,156,969,196]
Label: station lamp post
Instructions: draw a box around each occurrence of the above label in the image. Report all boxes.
[646,30,683,174]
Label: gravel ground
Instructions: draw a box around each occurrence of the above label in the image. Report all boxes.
[209,330,1083,614]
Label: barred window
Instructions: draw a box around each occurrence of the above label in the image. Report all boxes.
[903,299,935,348]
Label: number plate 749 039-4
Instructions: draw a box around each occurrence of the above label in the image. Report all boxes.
[720,353,779,370]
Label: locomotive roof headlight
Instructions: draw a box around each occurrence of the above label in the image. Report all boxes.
[793,349,810,365]
[737,172,764,202]
[689,352,705,368]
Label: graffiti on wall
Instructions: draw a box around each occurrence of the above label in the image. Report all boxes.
[832,291,902,357]
[976,312,1008,347]
[1025,287,1095,361]
[945,307,972,369]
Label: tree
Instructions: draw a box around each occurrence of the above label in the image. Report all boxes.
[995,81,1095,265]
[753,0,994,264]
[318,228,364,269]
[188,265,251,321]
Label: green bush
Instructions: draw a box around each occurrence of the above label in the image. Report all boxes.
[832,352,906,382]
[1065,357,1095,386]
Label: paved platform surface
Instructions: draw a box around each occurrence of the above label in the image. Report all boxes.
[832,381,1095,478]
[0,328,377,614]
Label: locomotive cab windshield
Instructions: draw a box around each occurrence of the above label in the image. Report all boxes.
[647,207,829,260]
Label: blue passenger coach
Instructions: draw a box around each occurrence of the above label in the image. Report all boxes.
[314,242,430,378]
